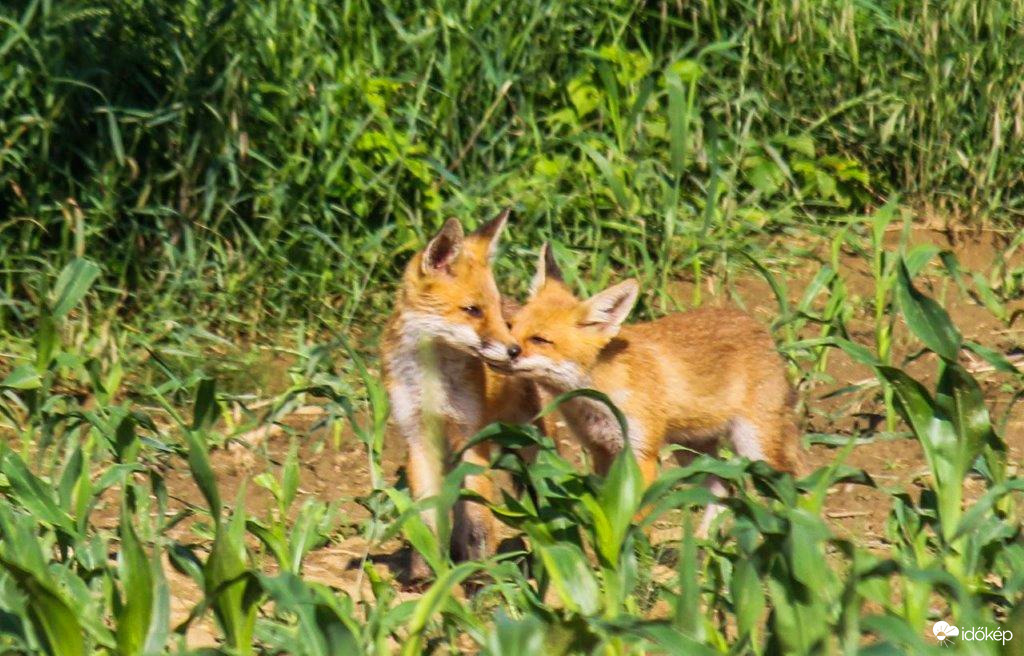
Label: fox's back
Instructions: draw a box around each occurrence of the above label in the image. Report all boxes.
[591,307,787,424]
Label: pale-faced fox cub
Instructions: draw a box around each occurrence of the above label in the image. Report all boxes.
[506,244,801,533]
[380,211,545,580]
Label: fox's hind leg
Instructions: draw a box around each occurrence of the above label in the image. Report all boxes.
[776,414,804,476]
[669,434,726,538]
[735,412,802,475]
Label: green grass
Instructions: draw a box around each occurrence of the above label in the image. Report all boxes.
[3,0,1024,338]
[1,249,1022,654]
[2,1,1024,654]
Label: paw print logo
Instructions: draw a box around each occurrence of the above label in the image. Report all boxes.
[933,621,959,643]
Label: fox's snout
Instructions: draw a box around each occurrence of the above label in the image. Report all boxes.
[478,337,521,364]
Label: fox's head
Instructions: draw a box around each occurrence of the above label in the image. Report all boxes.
[399,209,520,366]
[508,243,639,389]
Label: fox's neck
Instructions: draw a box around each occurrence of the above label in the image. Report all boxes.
[391,313,484,428]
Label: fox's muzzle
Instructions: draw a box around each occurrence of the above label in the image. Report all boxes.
[477,339,521,371]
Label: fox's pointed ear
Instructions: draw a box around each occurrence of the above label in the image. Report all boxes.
[470,207,511,261]
[580,279,639,336]
[529,242,564,297]
[422,218,464,274]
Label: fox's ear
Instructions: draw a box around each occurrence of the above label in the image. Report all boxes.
[470,207,511,261]
[529,242,564,297]
[580,279,639,336]
[422,218,464,274]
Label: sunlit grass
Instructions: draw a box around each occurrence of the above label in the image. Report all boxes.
[2,1,1024,654]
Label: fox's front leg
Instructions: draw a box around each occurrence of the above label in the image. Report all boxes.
[451,433,497,562]
[390,378,444,582]
[403,430,444,581]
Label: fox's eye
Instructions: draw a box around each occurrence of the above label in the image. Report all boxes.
[461,305,483,318]
[529,335,553,345]
[505,321,512,329]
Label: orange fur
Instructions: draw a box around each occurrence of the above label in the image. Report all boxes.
[379,213,546,578]
[508,245,801,533]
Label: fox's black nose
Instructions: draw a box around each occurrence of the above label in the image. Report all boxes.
[507,345,522,359]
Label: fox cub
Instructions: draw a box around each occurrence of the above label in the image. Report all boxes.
[380,211,544,580]
[507,244,801,533]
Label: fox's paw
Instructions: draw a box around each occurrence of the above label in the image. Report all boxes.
[403,551,434,590]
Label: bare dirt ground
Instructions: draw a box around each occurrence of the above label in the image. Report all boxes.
[95,228,1023,646]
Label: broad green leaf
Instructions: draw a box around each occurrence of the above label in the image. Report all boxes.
[665,66,693,177]
[191,378,219,432]
[383,488,445,576]
[779,133,816,158]
[458,421,548,458]
[788,336,880,367]
[401,561,484,656]
[567,75,600,117]
[870,199,898,246]
[259,574,359,656]
[50,258,100,319]
[184,430,221,519]
[744,157,784,195]
[953,479,1024,540]
[786,510,831,587]
[116,505,155,656]
[896,260,962,361]
[1,365,40,390]
[281,438,300,512]
[113,414,139,464]
[288,501,330,574]
[36,314,57,368]
[485,612,547,656]
[936,362,1001,476]
[596,443,643,565]
[674,519,704,641]
[309,586,360,655]
[205,494,256,655]
[168,544,205,589]
[731,557,764,642]
[877,366,962,538]
[0,558,86,656]
[245,519,290,573]
[0,449,75,533]
[535,543,601,616]
[57,446,84,516]
[904,244,939,277]
[604,619,717,655]
[877,366,955,478]
[0,507,88,656]
[142,548,171,656]
[797,264,835,312]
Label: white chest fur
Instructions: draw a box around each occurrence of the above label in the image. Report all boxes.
[385,322,484,441]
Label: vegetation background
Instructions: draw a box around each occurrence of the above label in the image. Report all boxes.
[1,0,1023,654]
[4,0,1023,334]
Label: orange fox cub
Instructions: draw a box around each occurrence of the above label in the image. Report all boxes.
[380,211,540,580]
[507,244,801,533]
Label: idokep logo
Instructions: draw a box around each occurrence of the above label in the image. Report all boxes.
[932,621,958,643]
[932,620,1013,645]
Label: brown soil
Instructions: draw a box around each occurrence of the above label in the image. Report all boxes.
[93,228,1023,648]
